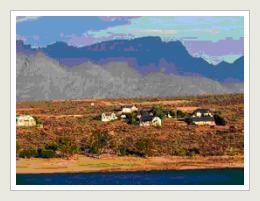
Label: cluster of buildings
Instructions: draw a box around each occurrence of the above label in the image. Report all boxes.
[101,105,216,127]
[101,105,162,126]
[16,104,217,128]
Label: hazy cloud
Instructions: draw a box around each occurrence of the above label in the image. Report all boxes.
[16,34,27,42]
[132,29,177,35]
[16,16,41,23]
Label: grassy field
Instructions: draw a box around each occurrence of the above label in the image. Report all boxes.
[16,93,244,171]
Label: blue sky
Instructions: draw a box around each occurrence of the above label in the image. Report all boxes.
[16,16,135,47]
[16,16,244,64]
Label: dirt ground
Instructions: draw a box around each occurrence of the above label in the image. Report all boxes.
[16,155,244,174]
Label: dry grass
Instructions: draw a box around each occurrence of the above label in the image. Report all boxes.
[16,94,244,157]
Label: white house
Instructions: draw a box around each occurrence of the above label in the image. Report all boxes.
[191,109,214,118]
[101,112,118,122]
[167,113,173,118]
[16,115,37,127]
[190,109,215,126]
[139,115,162,127]
[121,105,138,114]
[120,114,127,119]
[151,117,162,127]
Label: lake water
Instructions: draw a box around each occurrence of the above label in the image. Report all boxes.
[16,168,243,185]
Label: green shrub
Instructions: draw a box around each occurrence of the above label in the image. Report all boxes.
[134,138,153,157]
[91,115,101,121]
[19,147,38,158]
[45,142,58,151]
[184,117,192,124]
[16,142,21,157]
[214,114,226,125]
[169,110,187,119]
[172,149,187,156]
[88,131,110,155]
[187,147,200,157]
[176,110,186,118]
[56,137,80,157]
[117,146,145,157]
[69,144,80,155]
[117,146,127,156]
[38,148,56,158]
[33,116,42,125]
[125,112,139,125]
[151,106,165,119]
[169,110,176,117]
[172,147,200,157]
[215,111,222,115]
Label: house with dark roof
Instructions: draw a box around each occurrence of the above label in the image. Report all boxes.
[137,107,153,117]
[189,109,215,125]
[137,108,161,127]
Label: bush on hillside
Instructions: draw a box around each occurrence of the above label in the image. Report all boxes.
[214,114,226,125]
[19,147,38,158]
[151,106,165,119]
[37,148,56,158]
[169,110,187,119]
[33,116,42,125]
[56,137,80,157]
[88,131,111,155]
[134,137,153,157]
[125,112,139,125]
[177,110,186,118]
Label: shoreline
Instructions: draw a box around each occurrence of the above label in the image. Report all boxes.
[16,155,244,174]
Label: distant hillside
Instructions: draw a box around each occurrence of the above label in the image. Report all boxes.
[16,53,243,101]
[17,37,244,82]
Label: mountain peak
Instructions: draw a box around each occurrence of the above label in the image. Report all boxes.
[16,37,244,82]
[47,41,70,48]
[132,36,162,42]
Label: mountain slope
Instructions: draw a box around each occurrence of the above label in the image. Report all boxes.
[16,53,243,101]
[17,37,244,82]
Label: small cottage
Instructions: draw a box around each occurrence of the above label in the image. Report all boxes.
[167,113,173,118]
[120,114,127,119]
[121,105,138,114]
[137,108,153,117]
[189,109,215,125]
[138,108,161,127]
[163,110,173,118]
[16,115,37,127]
[101,112,118,122]
[139,115,162,127]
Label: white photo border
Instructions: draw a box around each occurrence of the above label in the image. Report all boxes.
[11,10,250,191]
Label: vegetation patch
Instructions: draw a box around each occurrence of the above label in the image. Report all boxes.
[16,94,244,158]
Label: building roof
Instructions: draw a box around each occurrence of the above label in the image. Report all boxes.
[102,112,116,115]
[192,108,211,114]
[140,115,154,122]
[139,107,153,113]
[16,115,35,121]
[139,109,154,116]
[191,116,215,122]
[121,105,135,108]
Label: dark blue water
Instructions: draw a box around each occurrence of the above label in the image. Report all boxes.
[16,168,243,185]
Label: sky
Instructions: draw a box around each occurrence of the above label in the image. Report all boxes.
[16,16,244,64]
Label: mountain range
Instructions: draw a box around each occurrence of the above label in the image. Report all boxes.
[16,53,243,101]
[16,36,244,83]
